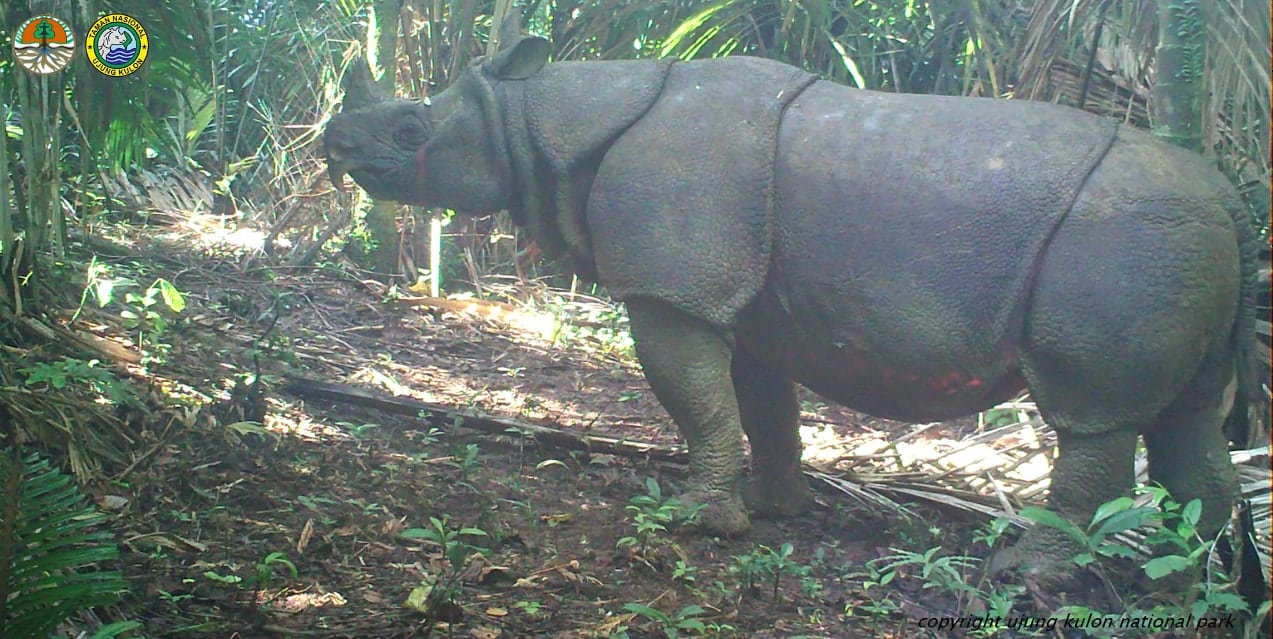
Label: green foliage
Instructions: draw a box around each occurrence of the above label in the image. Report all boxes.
[730,543,819,603]
[855,547,1025,637]
[652,0,1015,96]
[253,552,299,589]
[83,267,187,365]
[549,299,634,357]
[672,559,699,585]
[1019,487,1254,627]
[616,477,703,557]
[0,449,127,639]
[448,442,482,482]
[20,358,136,406]
[399,515,490,614]
[621,602,708,638]
[400,516,491,570]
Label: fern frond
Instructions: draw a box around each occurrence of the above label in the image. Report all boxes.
[0,449,127,639]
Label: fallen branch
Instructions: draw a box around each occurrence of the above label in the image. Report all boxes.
[283,374,688,463]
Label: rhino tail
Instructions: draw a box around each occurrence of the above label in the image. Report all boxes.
[1225,196,1269,448]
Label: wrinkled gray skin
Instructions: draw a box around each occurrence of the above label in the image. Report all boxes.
[325,37,1260,589]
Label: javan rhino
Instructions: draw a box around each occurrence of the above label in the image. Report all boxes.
[323,36,1261,587]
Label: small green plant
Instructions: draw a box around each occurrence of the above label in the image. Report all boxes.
[974,516,1013,549]
[202,570,242,585]
[859,548,1025,638]
[335,420,380,439]
[616,477,703,557]
[83,269,186,365]
[252,552,298,590]
[729,543,815,603]
[513,599,543,617]
[870,546,982,599]
[1023,486,1251,618]
[672,560,698,585]
[400,516,490,573]
[622,602,707,638]
[448,442,482,482]
[20,358,135,405]
[399,516,490,617]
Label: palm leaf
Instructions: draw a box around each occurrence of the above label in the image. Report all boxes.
[0,448,127,639]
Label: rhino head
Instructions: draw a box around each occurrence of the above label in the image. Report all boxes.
[323,36,552,212]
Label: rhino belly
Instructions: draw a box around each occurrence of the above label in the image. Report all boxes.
[736,290,1025,422]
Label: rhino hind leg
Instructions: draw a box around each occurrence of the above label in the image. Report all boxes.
[732,348,814,518]
[991,425,1139,589]
[1141,343,1240,581]
[626,299,750,536]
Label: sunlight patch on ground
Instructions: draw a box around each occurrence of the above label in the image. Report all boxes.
[802,420,1054,490]
[162,213,288,254]
[263,590,348,612]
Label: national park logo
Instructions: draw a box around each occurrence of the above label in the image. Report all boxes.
[12,15,75,75]
[85,13,148,77]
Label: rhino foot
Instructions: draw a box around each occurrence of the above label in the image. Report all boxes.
[742,472,814,519]
[989,525,1089,592]
[681,488,751,537]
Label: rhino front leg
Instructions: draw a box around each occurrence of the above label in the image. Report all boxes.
[733,348,814,518]
[626,299,750,536]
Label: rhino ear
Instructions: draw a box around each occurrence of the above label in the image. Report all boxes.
[490,36,550,80]
[497,12,523,50]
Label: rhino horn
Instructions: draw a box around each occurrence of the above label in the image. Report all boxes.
[340,55,385,112]
[325,56,385,190]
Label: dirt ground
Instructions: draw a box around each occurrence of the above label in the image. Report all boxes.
[52,223,1157,638]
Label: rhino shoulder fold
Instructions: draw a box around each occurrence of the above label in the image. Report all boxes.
[523,59,675,172]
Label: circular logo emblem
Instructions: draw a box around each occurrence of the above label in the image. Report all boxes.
[12,15,75,74]
[85,13,148,76]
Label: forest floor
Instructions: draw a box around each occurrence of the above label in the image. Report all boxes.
[37,216,1242,639]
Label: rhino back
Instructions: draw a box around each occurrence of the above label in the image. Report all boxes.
[585,57,817,327]
[768,86,1120,372]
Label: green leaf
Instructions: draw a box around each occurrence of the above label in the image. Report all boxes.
[1089,496,1136,526]
[1143,555,1191,579]
[623,602,670,622]
[660,0,739,59]
[643,476,661,499]
[1181,499,1202,527]
[94,278,117,307]
[1091,506,1156,541]
[154,278,186,312]
[1205,591,1251,613]
[88,620,143,639]
[1019,506,1087,544]
[677,604,706,617]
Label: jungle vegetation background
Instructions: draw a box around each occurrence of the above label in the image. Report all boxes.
[1,0,1268,300]
[0,0,1270,637]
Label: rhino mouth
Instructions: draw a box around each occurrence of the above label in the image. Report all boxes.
[326,161,351,192]
[326,157,428,206]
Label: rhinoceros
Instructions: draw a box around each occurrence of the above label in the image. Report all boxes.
[323,35,1260,586]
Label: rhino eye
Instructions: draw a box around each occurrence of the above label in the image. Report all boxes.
[394,120,428,147]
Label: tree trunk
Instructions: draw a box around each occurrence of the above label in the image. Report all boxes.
[1152,0,1205,152]
[360,0,408,277]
